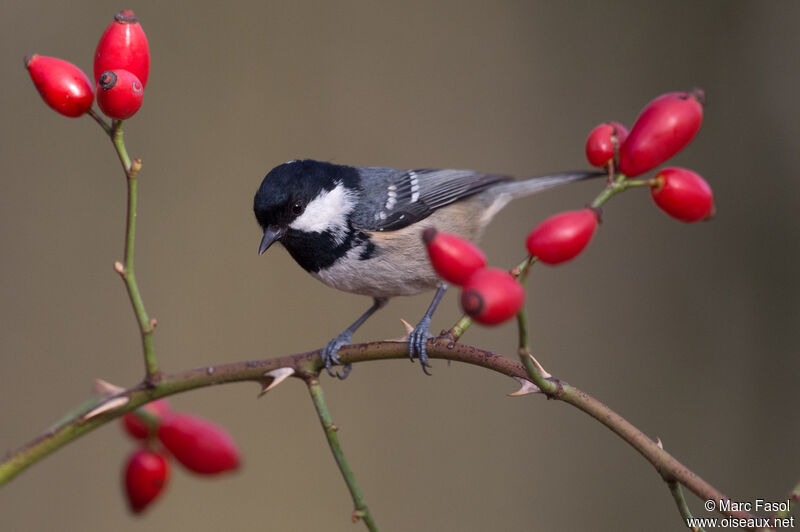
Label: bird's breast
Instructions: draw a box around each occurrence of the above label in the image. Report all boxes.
[311,198,490,298]
[311,231,439,297]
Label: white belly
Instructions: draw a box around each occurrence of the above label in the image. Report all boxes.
[312,244,438,297]
[311,197,492,298]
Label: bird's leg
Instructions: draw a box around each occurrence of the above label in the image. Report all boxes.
[408,283,448,375]
[322,297,388,379]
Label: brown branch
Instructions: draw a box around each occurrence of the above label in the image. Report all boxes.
[0,339,764,528]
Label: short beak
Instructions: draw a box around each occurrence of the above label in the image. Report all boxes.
[258,227,284,255]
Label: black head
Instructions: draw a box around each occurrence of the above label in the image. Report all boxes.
[253,159,361,255]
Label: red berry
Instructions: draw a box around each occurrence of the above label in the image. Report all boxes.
[422,228,487,286]
[122,399,171,440]
[618,89,705,177]
[158,413,241,475]
[24,54,94,118]
[526,209,599,265]
[97,70,144,120]
[650,167,714,222]
[460,268,525,325]
[94,10,150,87]
[585,121,628,168]
[124,448,169,514]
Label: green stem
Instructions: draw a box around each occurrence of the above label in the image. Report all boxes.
[108,121,159,382]
[306,376,378,531]
[110,120,131,173]
[590,174,654,209]
[447,315,473,342]
[514,255,558,393]
[515,312,556,394]
[516,310,529,353]
[86,108,112,135]
[668,480,705,532]
[516,256,536,354]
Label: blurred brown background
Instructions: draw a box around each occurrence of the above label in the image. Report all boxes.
[2,1,799,530]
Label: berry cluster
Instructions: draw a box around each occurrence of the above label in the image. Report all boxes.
[423,228,524,324]
[425,90,714,327]
[586,90,714,222]
[25,10,149,121]
[121,399,241,514]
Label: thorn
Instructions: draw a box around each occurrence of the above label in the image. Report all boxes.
[113,261,125,276]
[79,396,129,424]
[507,376,541,396]
[657,437,664,450]
[386,319,415,342]
[528,353,552,378]
[258,367,295,397]
[93,379,125,397]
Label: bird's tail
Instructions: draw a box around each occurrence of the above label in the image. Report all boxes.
[489,170,605,200]
[477,170,604,227]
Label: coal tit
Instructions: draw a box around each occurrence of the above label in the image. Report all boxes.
[254,159,599,378]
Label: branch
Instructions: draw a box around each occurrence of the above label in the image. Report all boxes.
[0,340,760,526]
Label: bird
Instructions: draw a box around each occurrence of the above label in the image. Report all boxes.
[253,159,600,378]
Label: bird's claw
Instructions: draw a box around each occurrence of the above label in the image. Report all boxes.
[408,316,434,375]
[322,333,353,380]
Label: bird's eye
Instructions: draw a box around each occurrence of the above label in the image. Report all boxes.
[291,201,304,215]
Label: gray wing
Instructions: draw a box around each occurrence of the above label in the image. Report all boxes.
[350,166,512,231]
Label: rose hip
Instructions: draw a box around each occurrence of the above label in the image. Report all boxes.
[158,413,241,475]
[650,167,714,222]
[94,10,150,87]
[422,228,487,286]
[124,448,169,514]
[585,121,628,168]
[24,54,94,117]
[460,268,525,325]
[97,70,144,120]
[618,90,704,177]
[525,209,599,265]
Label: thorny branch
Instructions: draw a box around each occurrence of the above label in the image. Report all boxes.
[1,339,789,529]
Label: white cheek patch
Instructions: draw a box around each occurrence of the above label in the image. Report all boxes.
[289,184,356,234]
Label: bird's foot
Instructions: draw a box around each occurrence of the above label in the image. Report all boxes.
[408,316,434,376]
[322,332,353,379]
